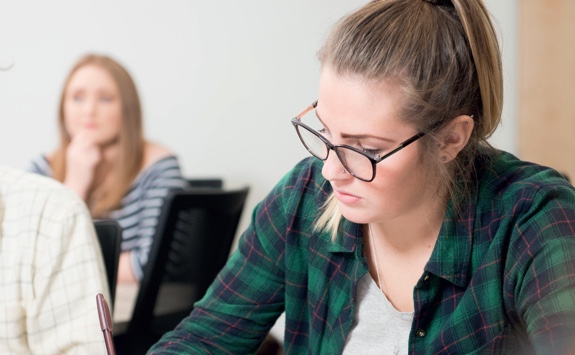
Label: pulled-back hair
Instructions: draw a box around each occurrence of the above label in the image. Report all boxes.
[315,0,503,238]
[52,54,145,217]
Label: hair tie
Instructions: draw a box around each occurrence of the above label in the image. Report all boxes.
[422,0,453,7]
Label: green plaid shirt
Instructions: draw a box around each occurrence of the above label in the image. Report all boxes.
[149,151,575,354]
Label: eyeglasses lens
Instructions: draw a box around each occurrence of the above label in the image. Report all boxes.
[297,124,374,181]
[297,126,328,160]
[335,148,373,180]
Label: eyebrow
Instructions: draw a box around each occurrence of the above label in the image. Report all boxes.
[315,109,396,143]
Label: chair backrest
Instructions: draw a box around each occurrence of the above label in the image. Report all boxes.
[186,178,223,189]
[94,219,123,307]
[122,186,249,351]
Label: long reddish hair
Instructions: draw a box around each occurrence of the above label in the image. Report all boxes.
[52,54,145,216]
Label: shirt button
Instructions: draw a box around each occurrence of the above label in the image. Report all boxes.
[423,274,430,282]
[416,329,426,338]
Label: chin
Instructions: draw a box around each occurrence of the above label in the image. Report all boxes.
[97,135,120,147]
[339,206,372,225]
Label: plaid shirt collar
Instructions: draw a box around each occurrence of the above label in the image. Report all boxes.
[427,199,476,288]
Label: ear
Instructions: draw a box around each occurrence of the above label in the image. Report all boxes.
[438,115,474,162]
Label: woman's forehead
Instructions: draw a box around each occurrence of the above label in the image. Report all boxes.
[67,65,117,90]
[317,67,411,136]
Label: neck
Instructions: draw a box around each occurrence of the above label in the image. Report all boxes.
[369,195,445,254]
[93,143,120,187]
[101,139,120,162]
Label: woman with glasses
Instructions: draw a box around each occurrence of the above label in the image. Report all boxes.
[149,0,575,354]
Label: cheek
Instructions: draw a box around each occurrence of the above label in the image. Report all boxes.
[373,155,417,185]
[102,105,123,132]
[369,154,427,201]
[110,113,122,132]
[63,105,79,135]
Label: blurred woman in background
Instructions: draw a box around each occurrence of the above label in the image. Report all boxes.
[30,53,187,283]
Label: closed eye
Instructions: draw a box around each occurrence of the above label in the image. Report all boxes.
[361,148,381,157]
[356,141,384,157]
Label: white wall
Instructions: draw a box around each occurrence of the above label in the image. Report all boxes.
[0,0,517,238]
[484,0,518,154]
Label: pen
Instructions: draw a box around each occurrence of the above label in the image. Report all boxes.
[96,293,117,355]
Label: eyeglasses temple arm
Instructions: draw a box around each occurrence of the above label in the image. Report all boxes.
[376,132,426,162]
[294,101,318,121]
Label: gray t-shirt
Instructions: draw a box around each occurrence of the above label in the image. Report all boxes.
[343,273,414,355]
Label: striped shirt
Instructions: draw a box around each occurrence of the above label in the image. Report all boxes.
[149,150,575,354]
[0,166,109,354]
[29,155,188,280]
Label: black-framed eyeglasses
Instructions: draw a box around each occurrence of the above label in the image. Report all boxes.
[291,100,426,182]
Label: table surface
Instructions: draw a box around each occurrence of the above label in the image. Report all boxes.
[113,282,139,325]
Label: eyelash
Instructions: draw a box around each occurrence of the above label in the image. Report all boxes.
[360,147,382,157]
[318,126,384,156]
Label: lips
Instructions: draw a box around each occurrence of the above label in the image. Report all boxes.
[333,189,361,205]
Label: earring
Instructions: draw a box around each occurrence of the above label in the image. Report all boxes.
[441,156,447,162]
[342,169,347,174]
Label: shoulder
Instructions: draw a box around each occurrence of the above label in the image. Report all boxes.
[261,157,330,218]
[28,153,53,176]
[0,166,90,225]
[478,150,574,205]
[140,141,183,176]
[131,142,186,191]
[279,156,325,187]
[474,150,575,251]
[1,165,66,195]
[141,141,183,175]
[142,141,174,169]
[285,156,328,195]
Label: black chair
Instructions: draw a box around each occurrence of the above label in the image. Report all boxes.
[94,219,123,307]
[186,178,223,189]
[114,187,250,354]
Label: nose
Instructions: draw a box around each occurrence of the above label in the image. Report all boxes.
[83,97,97,117]
[321,149,350,181]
